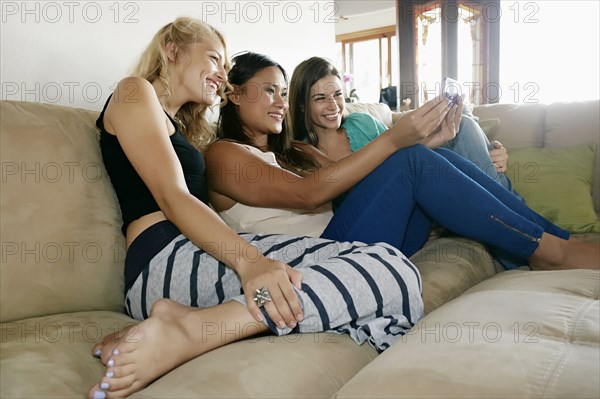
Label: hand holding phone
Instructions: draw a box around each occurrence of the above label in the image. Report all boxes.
[442,77,460,105]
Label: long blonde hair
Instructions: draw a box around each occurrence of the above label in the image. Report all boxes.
[133,17,230,151]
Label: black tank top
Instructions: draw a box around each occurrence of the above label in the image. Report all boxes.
[97,96,209,234]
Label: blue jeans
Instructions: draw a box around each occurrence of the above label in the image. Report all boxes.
[321,145,569,269]
[441,115,520,196]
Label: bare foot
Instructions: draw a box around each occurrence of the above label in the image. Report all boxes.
[87,299,266,398]
[530,235,600,271]
[91,326,138,365]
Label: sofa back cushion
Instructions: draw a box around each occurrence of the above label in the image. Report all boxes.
[1,101,125,322]
[473,103,547,149]
[345,103,393,127]
[543,100,600,213]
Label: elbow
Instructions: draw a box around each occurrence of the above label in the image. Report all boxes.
[295,189,328,210]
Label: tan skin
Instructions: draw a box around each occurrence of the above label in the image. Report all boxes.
[207,66,458,213]
[308,73,511,173]
[206,67,599,271]
[88,41,308,399]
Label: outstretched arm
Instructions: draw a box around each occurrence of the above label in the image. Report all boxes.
[206,96,454,210]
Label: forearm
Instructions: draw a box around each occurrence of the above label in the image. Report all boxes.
[302,132,400,205]
[160,191,260,274]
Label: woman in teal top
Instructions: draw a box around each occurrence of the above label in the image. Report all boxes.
[291,58,515,192]
[288,56,522,266]
[208,52,600,275]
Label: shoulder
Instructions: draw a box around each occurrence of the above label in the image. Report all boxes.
[104,77,159,116]
[110,77,156,107]
[343,112,387,134]
[205,140,257,163]
[291,141,332,166]
[103,77,167,135]
[344,112,378,124]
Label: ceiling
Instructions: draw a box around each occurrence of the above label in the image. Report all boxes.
[335,0,396,18]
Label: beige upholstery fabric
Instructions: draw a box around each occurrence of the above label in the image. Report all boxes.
[1,99,598,398]
[474,100,600,212]
[410,237,497,314]
[345,102,393,127]
[1,311,135,398]
[0,101,125,322]
[0,311,377,399]
[473,103,547,149]
[335,269,600,398]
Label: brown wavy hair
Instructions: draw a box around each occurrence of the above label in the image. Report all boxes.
[289,57,345,148]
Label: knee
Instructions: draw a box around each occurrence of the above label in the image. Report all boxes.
[387,144,432,165]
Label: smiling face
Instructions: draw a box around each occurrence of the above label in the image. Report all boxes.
[308,74,345,133]
[172,37,227,106]
[233,66,288,141]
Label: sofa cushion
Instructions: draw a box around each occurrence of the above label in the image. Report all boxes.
[335,269,600,398]
[0,311,377,398]
[509,144,599,233]
[473,103,546,149]
[410,237,497,314]
[543,100,600,213]
[0,311,135,398]
[0,101,125,322]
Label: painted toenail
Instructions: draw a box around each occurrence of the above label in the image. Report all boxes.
[112,348,120,356]
[107,359,115,367]
[94,349,102,357]
[100,382,110,390]
[106,371,114,378]
[93,390,106,399]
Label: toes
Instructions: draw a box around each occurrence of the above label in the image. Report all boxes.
[100,370,137,393]
[92,343,103,358]
[100,343,120,365]
[88,384,106,399]
[104,362,135,380]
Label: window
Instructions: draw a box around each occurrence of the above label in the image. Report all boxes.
[398,0,498,107]
[499,1,599,104]
[336,26,398,105]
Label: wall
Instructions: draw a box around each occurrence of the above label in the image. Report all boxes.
[0,0,337,111]
[335,7,395,36]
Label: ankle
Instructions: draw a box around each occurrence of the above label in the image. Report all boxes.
[529,233,567,270]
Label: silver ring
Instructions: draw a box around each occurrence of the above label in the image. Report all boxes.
[252,287,271,308]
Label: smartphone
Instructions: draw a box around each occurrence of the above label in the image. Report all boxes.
[442,77,460,104]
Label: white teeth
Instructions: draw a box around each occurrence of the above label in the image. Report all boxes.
[206,81,218,92]
[324,113,339,120]
[268,113,283,120]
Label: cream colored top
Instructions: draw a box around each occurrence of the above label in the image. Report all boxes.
[218,144,333,237]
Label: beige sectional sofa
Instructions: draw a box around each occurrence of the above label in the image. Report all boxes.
[1,99,598,398]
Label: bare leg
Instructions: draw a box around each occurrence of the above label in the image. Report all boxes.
[529,234,600,271]
[88,299,267,399]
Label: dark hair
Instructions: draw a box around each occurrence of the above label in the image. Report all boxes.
[289,57,344,148]
[218,52,319,174]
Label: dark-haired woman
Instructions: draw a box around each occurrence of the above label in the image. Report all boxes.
[206,51,599,273]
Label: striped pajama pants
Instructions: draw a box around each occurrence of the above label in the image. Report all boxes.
[125,224,424,352]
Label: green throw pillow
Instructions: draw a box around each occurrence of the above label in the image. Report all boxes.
[508,144,599,233]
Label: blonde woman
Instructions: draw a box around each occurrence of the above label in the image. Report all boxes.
[88,18,424,399]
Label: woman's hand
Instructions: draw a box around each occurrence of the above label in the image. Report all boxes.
[238,255,304,329]
[386,95,454,149]
[489,141,509,173]
[421,96,463,149]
